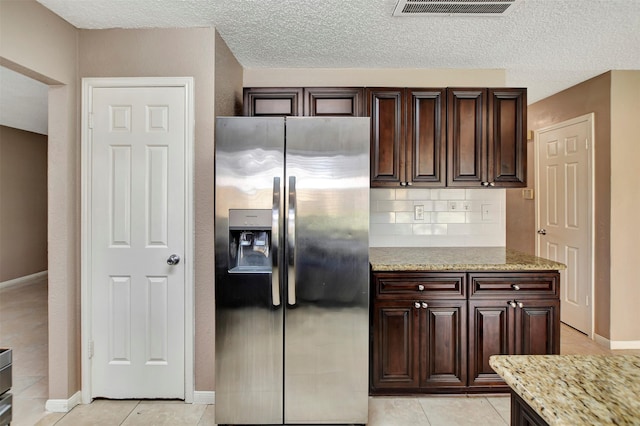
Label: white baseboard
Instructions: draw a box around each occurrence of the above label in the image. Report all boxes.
[610,340,640,350]
[193,391,215,405]
[594,333,640,350]
[0,270,48,290]
[46,391,82,413]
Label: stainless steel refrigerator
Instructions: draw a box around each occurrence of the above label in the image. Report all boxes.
[214,116,370,425]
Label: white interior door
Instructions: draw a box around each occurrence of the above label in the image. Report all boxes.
[89,85,186,398]
[536,114,593,335]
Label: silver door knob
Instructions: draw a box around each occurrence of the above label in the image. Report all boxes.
[537,229,547,235]
[512,284,521,291]
[421,302,428,309]
[414,302,421,309]
[517,301,524,308]
[508,301,517,308]
[167,254,180,265]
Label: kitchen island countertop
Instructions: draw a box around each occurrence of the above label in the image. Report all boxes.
[490,354,640,426]
[369,247,566,271]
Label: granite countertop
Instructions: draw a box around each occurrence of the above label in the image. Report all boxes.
[490,355,640,426]
[369,247,566,271]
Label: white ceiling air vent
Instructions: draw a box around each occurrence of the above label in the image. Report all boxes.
[393,0,521,16]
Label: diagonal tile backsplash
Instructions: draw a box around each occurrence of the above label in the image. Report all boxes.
[370,188,505,247]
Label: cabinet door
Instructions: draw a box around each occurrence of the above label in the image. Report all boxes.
[515,299,560,355]
[406,89,446,187]
[419,300,467,389]
[367,88,405,187]
[371,300,419,390]
[447,88,487,187]
[304,87,364,116]
[243,88,303,116]
[487,88,527,187]
[468,300,512,388]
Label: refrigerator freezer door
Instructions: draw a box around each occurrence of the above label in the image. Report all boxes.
[284,117,370,424]
[215,117,285,425]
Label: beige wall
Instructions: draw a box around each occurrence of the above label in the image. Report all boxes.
[0,126,48,282]
[609,71,640,342]
[79,27,221,391]
[505,140,536,254]
[243,68,505,87]
[0,0,80,400]
[215,31,244,117]
[527,72,613,339]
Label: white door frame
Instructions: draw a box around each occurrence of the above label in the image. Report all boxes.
[534,112,595,337]
[81,77,195,404]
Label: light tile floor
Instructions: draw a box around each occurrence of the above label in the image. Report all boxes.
[1,276,638,425]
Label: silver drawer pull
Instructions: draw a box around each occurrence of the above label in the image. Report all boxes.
[414,302,421,309]
[421,302,428,309]
[417,284,425,291]
[512,284,520,291]
[508,301,516,308]
[517,301,524,308]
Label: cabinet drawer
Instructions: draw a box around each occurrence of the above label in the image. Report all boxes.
[373,272,465,299]
[468,272,559,298]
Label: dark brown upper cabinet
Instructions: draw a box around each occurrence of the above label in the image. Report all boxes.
[367,88,446,187]
[243,87,303,116]
[243,87,364,117]
[447,88,527,187]
[447,88,487,187]
[244,86,526,188]
[304,87,364,117]
[487,88,527,187]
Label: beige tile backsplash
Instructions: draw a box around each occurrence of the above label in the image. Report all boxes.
[370,188,505,247]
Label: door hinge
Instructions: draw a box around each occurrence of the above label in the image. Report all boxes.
[88,340,94,359]
[88,112,94,129]
[585,138,589,150]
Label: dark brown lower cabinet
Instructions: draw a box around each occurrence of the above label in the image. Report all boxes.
[371,270,560,395]
[419,300,467,390]
[371,300,419,389]
[371,299,466,393]
[511,391,549,426]
[468,298,559,389]
[468,300,511,388]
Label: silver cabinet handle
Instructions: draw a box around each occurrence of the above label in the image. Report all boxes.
[407,182,413,186]
[421,302,428,309]
[417,284,425,291]
[167,254,180,265]
[414,302,421,309]
[489,182,495,187]
[517,301,524,308]
[512,284,520,291]
[537,229,547,235]
[271,177,281,307]
[508,301,516,308]
[400,182,407,187]
[287,176,297,306]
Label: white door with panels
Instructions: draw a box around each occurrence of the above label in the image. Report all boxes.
[86,82,190,399]
[536,114,593,335]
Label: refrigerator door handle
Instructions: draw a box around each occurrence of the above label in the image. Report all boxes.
[287,176,297,306]
[271,177,281,307]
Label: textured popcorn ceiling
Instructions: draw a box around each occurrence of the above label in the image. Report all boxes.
[29,0,640,104]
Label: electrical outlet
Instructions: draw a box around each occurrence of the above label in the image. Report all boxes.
[481,204,494,221]
[463,201,472,211]
[448,201,459,211]
[414,205,424,220]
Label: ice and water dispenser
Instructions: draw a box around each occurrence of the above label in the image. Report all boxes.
[228,209,272,273]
